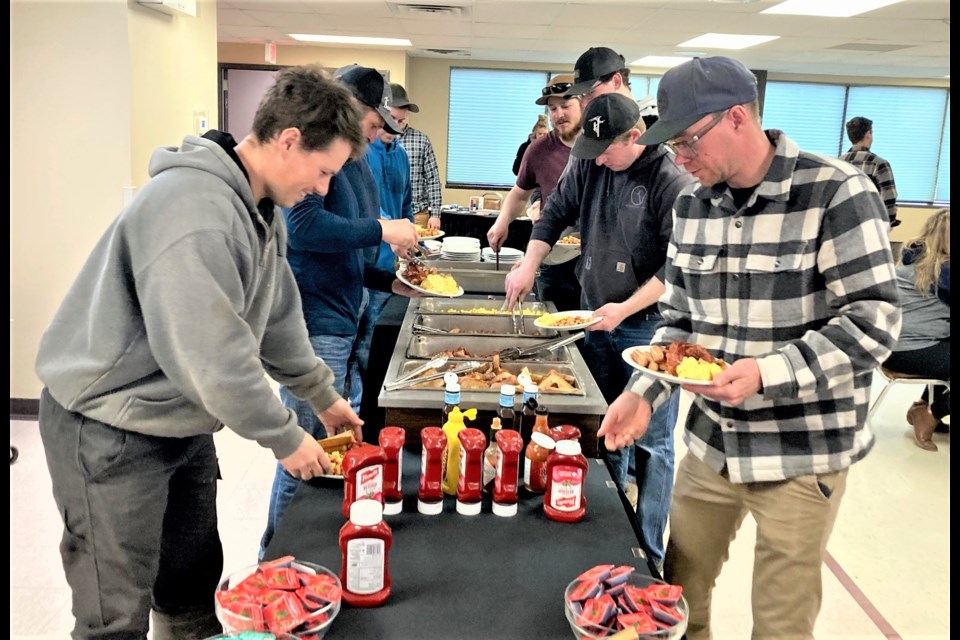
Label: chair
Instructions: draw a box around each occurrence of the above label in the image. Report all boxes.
[865,366,951,426]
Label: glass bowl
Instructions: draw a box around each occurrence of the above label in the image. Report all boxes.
[563,569,688,639]
[215,559,341,639]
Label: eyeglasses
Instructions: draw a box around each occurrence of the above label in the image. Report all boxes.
[581,79,606,100]
[664,109,729,159]
[541,82,572,97]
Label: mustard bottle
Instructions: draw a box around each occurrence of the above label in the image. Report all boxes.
[441,406,477,495]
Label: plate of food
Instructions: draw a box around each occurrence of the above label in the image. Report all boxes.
[543,233,581,266]
[415,225,444,240]
[622,342,729,386]
[534,310,602,331]
[397,262,464,298]
[315,432,357,480]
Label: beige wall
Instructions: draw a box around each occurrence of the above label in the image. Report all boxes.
[10,0,218,398]
[218,43,407,86]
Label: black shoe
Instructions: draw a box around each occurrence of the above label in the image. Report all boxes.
[934,420,950,434]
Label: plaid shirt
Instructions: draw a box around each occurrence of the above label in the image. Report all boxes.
[398,126,442,217]
[630,130,902,483]
[840,145,899,223]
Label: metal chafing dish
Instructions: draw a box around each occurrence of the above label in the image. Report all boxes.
[413,314,555,338]
[393,360,586,396]
[405,334,573,362]
[413,259,516,295]
[416,297,548,315]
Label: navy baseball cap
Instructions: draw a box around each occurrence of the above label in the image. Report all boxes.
[638,56,758,145]
[334,64,403,134]
[569,47,626,96]
[571,93,640,160]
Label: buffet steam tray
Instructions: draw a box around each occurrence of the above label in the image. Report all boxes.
[394,359,586,396]
[417,298,548,316]
[405,334,572,363]
[414,314,556,338]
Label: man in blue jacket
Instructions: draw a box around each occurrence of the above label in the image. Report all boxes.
[260,64,420,558]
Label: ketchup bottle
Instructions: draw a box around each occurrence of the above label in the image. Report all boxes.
[379,427,406,516]
[456,428,486,516]
[543,439,588,523]
[523,431,555,494]
[339,499,392,607]
[492,429,523,517]
[342,444,385,519]
[418,426,447,515]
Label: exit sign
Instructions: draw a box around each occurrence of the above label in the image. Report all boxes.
[265,42,277,65]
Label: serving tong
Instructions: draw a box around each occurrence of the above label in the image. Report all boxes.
[494,331,585,361]
[497,296,526,336]
[384,359,483,391]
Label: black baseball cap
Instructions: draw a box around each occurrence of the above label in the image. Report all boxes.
[334,64,403,134]
[571,93,640,159]
[569,47,626,96]
[390,83,420,113]
[637,56,758,146]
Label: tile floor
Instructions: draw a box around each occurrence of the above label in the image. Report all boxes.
[9,371,950,639]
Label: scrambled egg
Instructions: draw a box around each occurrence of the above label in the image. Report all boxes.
[421,273,460,295]
[675,356,724,381]
[446,307,544,316]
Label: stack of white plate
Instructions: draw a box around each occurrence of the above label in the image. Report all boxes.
[441,236,482,262]
[481,246,524,264]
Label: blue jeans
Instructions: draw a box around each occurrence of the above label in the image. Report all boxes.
[262,333,354,558]
[349,288,392,416]
[581,315,677,569]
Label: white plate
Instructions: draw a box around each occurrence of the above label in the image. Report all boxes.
[395,269,464,298]
[543,238,581,266]
[533,310,602,331]
[417,229,444,240]
[621,346,717,386]
[316,474,344,482]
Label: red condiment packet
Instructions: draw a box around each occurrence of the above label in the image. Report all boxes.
[645,582,683,606]
[262,566,301,590]
[576,564,615,583]
[237,572,271,594]
[617,611,658,633]
[257,589,289,606]
[221,601,266,632]
[567,578,602,602]
[215,587,256,608]
[264,591,308,635]
[300,580,342,605]
[259,555,296,570]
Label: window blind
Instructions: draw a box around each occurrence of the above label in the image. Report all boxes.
[935,96,950,202]
[762,82,847,156]
[447,68,548,188]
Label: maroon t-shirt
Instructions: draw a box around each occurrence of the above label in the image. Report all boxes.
[516,130,571,204]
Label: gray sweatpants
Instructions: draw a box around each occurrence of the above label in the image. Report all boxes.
[39,389,224,640]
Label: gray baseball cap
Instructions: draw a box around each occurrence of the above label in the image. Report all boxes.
[390,83,420,112]
[571,93,640,160]
[637,56,758,146]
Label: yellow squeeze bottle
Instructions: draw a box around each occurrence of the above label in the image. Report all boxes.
[441,406,477,495]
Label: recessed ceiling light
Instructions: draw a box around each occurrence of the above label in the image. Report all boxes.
[678,33,779,50]
[630,56,694,68]
[288,34,412,46]
[761,0,903,18]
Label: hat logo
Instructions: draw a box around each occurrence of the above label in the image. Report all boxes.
[589,115,605,137]
[382,95,390,108]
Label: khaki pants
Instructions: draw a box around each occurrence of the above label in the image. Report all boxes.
[664,453,847,640]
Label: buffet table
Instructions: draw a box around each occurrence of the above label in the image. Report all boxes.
[377,295,609,457]
[263,449,654,639]
[440,208,532,251]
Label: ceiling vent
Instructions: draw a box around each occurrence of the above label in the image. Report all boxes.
[422,48,471,57]
[391,3,467,18]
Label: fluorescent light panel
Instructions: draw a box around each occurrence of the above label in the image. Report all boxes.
[761,0,903,18]
[630,56,693,68]
[289,34,412,46]
[678,33,779,49]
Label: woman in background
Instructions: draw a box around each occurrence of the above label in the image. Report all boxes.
[883,208,950,451]
[512,114,549,176]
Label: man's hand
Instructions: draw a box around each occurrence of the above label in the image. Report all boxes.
[504,262,536,310]
[487,221,509,252]
[597,391,652,451]
[379,219,419,255]
[279,432,332,479]
[526,200,541,223]
[319,398,364,445]
[683,357,761,406]
[392,278,423,297]
[427,216,441,230]
[589,302,627,332]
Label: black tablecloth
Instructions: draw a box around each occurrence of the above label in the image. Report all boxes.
[440,210,532,251]
[263,450,653,639]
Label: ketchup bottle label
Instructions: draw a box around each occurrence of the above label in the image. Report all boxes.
[549,468,583,511]
[345,538,385,594]
[356,465,384,503]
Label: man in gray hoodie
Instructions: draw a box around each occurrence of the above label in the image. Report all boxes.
[34,65,365,639]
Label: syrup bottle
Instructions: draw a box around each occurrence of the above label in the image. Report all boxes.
[482,417,502,494]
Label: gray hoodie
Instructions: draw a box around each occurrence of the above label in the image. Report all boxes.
[35,134,339,459]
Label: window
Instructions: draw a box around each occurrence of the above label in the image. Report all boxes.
[630,75,661,103]
[761,81,950,204]
[447,68,548,189]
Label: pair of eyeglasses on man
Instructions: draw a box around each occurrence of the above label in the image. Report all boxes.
[541,82,572,97]
[664,109,729,159]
